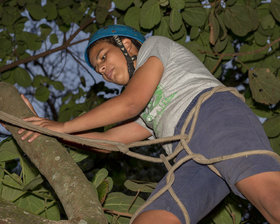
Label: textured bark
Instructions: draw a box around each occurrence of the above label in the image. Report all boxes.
[0,82,107,224]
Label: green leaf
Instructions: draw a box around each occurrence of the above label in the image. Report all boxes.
[0,162,4,194]
[124,7,141,30]
[41,203,60,221]
[212,202,242,224]
[216,13,227,40]
[2,174,24,202]
[263,115,280,138]
[170,0,184,10]
[1,6,21,26]
[204,55,222,78]
[213,37,228,53]
[23,175,44,191]
[124,180,156,193]
[97,180,109,204]
[26,3,47,20]
[33,75,50,87]
[114,0,133,11]
[154,17,171,38]
[104,192,145,213]
[224,5,255,36]
[169,8,183,32]
[50,81,64,91]
[95,0,111,24]
[35,86,50,102]
[40,24,52,39]
[159,0,169,7]
[254,30,268,46]
[16,31,42,51]
[16,194,46,215]
[182,7,207,27]
[249,68,280,105]
[0,37,12,55]
[270,135,280,155]
[270,0,280,22]
[69,149,88,163]
[170,24,186,41]
[184,41,205,62]
[50,33,58,44]
[260,14,275,30]
[13,67,32,87]
[92,168,109,188]
[140,0,161,29]
[190,26,200,40]
[44,1,57,20]
[58,7,73,25]
[0,139,20,162]
[0,70,15,84]
[20,156,39,185]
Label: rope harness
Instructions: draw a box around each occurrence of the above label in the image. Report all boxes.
[1,86,280,224]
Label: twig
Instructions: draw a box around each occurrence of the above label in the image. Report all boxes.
[0,17,95,73]
[66,49,96,84]
[103,208,133,218]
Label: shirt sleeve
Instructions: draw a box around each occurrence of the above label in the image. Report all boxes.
[134,116,155,139]
[135,36,172,70]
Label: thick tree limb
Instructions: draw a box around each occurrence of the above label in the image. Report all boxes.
[0,82,107,224]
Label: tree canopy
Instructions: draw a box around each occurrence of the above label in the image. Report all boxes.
[0,0,280,223]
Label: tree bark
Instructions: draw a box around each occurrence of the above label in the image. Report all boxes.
[0,82,107,224]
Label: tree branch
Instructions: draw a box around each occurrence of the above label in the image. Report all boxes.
[0,17,95,73]
[0,82,107,224]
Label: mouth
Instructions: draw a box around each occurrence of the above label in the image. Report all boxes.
[105,68,114,81]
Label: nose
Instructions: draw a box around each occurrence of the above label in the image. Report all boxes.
[98,63,106,75]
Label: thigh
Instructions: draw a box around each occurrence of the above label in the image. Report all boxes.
[140,151,230,224]
[185,91,280,198]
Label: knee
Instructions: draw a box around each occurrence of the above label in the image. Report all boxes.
[132,210,181,224]
[236,171,280,224]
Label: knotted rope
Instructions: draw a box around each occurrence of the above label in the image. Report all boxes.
[1,86,280,224]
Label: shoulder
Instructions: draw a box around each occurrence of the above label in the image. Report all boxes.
[142,36,174,47]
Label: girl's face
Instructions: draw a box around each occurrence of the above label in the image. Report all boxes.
[89,40,132,85]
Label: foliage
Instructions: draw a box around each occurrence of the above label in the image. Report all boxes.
[0,0,280,223]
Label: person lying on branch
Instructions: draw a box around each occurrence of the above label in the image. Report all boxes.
[14,24,280,224]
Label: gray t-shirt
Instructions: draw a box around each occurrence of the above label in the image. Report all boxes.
[135,36,223,154]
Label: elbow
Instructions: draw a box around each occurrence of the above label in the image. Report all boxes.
[126,102,143,118]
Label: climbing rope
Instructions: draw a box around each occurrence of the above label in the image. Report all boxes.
[1,86,280,224]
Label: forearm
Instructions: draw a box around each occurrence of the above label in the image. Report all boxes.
[63,95,141,134]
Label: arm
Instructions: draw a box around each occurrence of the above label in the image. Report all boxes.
[63,121,152,153]
[63,56,163,133]
[22,56,163,135]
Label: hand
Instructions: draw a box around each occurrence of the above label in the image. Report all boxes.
[0,94,36,132]
[18,117,65,142]
[18,94,65,142]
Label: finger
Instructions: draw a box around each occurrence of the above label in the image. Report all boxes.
[20,131,34,141]
[23,117,43,122]
[27,133,40,143]
[18,128,26,134]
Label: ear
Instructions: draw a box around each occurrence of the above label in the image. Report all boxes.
[122,38,133,53]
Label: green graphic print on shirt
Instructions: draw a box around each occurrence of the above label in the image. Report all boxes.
[142,84,177,134]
